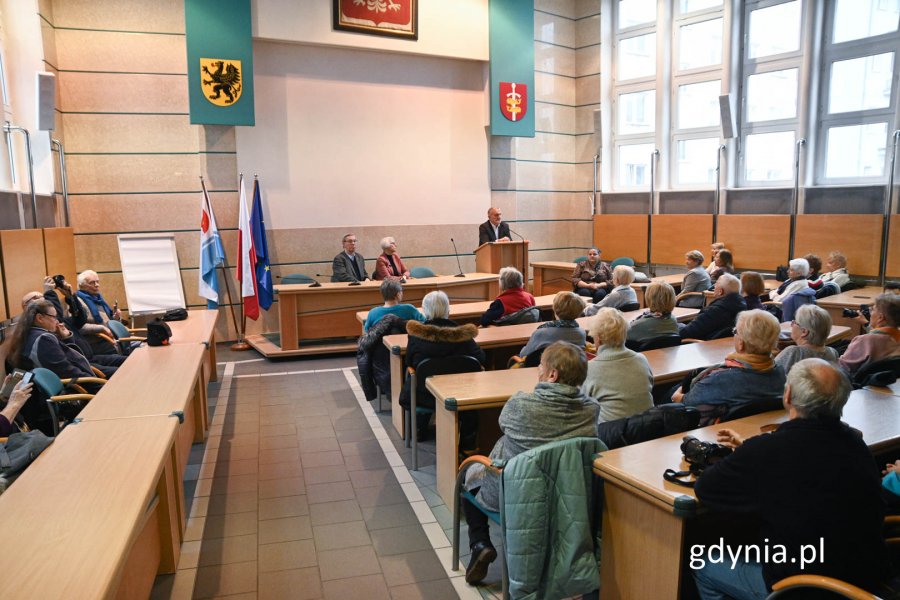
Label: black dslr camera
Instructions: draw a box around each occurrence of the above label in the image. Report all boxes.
[52,274,66,289]
[680,435,732,474]
[842,304,870,320]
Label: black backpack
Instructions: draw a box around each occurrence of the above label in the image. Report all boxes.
[146,318,172,346]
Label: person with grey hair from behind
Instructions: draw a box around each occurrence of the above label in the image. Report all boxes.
[691,358,891,599]
[774,304,839,375]
[479,266,536,326]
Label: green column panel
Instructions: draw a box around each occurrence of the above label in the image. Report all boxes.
[490,0,535,138]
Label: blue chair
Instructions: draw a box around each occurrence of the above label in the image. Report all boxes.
[451,437,606,599]
[281,273,317,285]
[409,266,436,278]
[573,255,588,264]
[32,368,106,436]
[610,257,635,269]
[107,319,144,355]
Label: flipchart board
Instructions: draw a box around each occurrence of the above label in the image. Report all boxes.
[117,233,186,315]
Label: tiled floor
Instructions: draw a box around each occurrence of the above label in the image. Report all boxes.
[150,346,503,600]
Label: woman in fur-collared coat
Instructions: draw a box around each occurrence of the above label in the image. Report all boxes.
[400,291,486,439]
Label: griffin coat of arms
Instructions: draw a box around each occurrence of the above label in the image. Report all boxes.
[200,58,243,106]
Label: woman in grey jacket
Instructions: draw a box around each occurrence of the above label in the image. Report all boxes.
[583,265,638,315]
[678,249,712,308]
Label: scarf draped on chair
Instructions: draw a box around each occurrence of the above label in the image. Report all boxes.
[76,290,113,323]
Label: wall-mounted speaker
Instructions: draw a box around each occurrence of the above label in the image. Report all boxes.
[719,94,735,140]
[36,72,56,131]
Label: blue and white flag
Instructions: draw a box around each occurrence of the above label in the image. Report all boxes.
[199,179,226,308]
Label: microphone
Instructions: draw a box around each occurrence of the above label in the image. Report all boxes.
[450,238,466,278]
[508,228,527,275]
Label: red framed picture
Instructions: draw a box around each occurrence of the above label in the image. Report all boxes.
[333,0,418,40]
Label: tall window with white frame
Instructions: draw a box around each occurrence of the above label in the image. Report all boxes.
[613,0,657,190]
[739,0,805,186]
[672,0,726,188]
[818,0,900,184]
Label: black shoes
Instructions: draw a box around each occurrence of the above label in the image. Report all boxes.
[465,541,497,585]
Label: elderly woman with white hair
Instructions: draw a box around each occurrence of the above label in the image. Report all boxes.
[479,267,536,326]
[673,309,786,424]
[770,258,811,302]
[679,249,712,308]
[75,269,122,354]
[582,307,653,423]
[774,304,839,374]
[373,236,411,281]
[583,265,638,316]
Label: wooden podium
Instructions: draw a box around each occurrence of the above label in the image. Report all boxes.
[474,241,529,275]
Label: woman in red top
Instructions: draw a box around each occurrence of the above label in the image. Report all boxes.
[373,237,411,281]
[480,267,535,325]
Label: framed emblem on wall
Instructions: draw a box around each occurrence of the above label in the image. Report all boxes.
[333,0,418,40]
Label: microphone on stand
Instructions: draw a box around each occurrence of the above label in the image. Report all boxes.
[450,238,466,278]
[508,228,527,275]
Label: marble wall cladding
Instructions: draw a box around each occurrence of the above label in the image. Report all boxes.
[62,114,203,153]
[509,131,587,163]
[575,105,601,136]
[499,160,593,192]
[489,191,518,221]
[575,13,601,47]
[58,72,188,113]
[576,45,601,77]
[575,75,601,106]
[536,0,578,19]
[514,220,593,250]
[513,191,593,221]
[66,153,236,194]
[535,11,576,48]
[535,101,578,135]
[70,191,239,234]
[574,0,601,20]
[535,41,576,78]
[51,0,185,32]
[534,71,577,105]
[55,29,186,73]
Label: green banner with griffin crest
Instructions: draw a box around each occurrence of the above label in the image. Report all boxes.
[185,0,255,126]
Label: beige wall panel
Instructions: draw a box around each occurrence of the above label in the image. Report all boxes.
[1,230,48,318]
[535,102,578,135]
[489,191,518,222]
[651,215,714,266]
[514,220,593,250]
[61,114,201,153]
[535,42,576,78]
[516,191,591,221]
[576,45,601,77]
[55,29,186,73]
[795,214,883,277]
[575,105,599,136]
[199,125,236,153]
[575,0,600,19]
[51,0,184,32]
[39,0,54,19]
[510,132,586,163]
[58,72,188,113]
[576,75,600,104]
[531,248,585,264]
[574,133,602,163]
[535,71,576,105]
[201,154,238,191]
[512,161,593,191]
[70,191,238,234]
[535,12,576,47]
[575,13,601,47]
[41,15,57,66]
[67,154,205,194]
[536,0,577,19]
[716,215,791,271]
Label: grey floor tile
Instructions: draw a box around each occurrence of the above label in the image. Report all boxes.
[258,495,309,520]
[258,539,317,572]
[258,476,306,500]
[322,574,391,600]
[370,524,432,556]
[354,484,408,509]
[309,498,363,526]
[390,578,459,600]
[298,437,341,454]
[306,481,357,505]
[343,452,390,472]
[197,533,258,567]
[303,465,350,485]
[349,468,396,490]
[258,566,322,600]
[312,520,372,551]
[300,450,345,469]
[377,551,447,587]
[362,503,419,531]
[258,515,313,544]
[317,545,382,582]
[335,427,376,443]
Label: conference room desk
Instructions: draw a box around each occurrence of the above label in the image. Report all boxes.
[0,415,184,599]
[385,307,701,437]
[247,273,500,357]
[632,274,685,307]
[354,294,558,330]
[167,308,219,383]
[816,285,884,338]
[423,324,849,506]
[531,261,576,295]
[592,388,900,599]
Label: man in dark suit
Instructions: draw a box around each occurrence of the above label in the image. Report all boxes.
[478,207,511,245]
[331,233,369,282]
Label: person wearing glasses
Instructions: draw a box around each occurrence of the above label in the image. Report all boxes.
[774,305,838,375]
[331,233,369,283]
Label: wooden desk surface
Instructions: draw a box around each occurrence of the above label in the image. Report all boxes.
[385,307,699,355]
[166,309,218,345]
[593,388,900,513]
[77,344,206,419]
[275,272,498,294]
[356,295,558,325]
[531,260,576,270]
[817,286,884,308]
[0,415,179,599]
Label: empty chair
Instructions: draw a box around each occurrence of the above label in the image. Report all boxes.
[610,257,635,269]
[281,273,317,285]
[409,266,436,278]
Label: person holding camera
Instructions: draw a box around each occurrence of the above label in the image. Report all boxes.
[839,293,900,376]
[0,375,33,436]
[691,359,890,599]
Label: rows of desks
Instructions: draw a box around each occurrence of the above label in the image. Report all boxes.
[593,387,900,599]
[0,310,219,599]
[355,294,559,329]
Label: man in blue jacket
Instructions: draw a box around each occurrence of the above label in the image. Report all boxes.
[680,273,747,340]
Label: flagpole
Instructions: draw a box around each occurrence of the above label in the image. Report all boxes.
[201,176,244,347]
[231,172,251,351]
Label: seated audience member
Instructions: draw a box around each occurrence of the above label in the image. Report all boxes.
[885,460,900,498]
[885,281,900,295]
[331,233,368,283]
[461,341,597,585]
[571,248,612,303]
[804,253,822,281]
[740,271,766,311]
[810,251,850,290]
[708,249,734,284]
[0,375,33,436]
[402,291,486,439]
[673,310,785,423]
[769,258,810,302]
[519,292,586,358]
[775,305,838,375]
[479,267,536,326]
[705,242,725,275]
[679,250,712,308]
[373,237,411,281]
[478,207,511,245]
[75,269,121,354]
[693,359,890,598]
[679,274,747,341]
[583,308,653,423]
[583,265,637,315]
[839,293,900,375]
[626,281,678,344]
[357,313,408,402]
[363,279,424,332]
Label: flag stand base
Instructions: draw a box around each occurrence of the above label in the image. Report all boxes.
[230,341,251,351]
